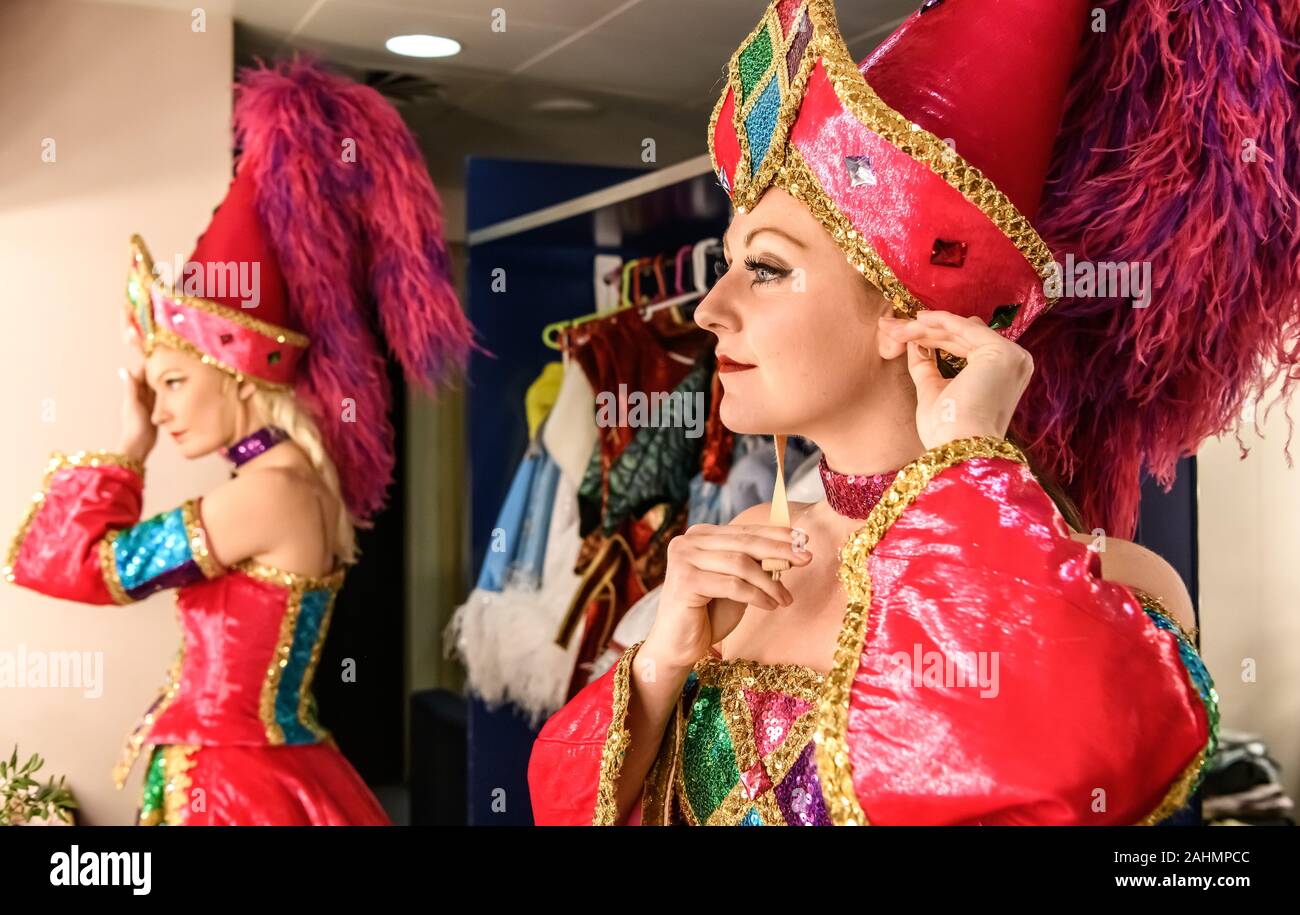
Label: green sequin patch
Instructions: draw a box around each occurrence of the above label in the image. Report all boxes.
[138,747,167,826]
[737,24,774,105]
[682,685,740,822]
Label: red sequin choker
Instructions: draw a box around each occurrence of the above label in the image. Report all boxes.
[818,455,900,519]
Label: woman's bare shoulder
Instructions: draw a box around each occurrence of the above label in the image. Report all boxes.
[198,467,324,566]
[1068,531,1196,634]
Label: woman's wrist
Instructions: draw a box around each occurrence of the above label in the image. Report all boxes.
[637,632,702,681]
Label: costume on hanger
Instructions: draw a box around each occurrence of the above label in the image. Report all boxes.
[446,366,588,725]
[561,350,733,700]
[529,0,1299,825]
[5,60,473,825]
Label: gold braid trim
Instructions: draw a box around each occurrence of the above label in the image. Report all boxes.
[234,558,346,593]
[114,627,185,790]
[181,499,224,580]
[1134,747,1208,826]
[152,326,294,393]
[98,535,133,606]
[813,435,1027,825]
[708,0,1057,312]
[806,0,1056,294]
[1128,587,1214,826]
[592,640,644,826]
[1131,585,1200,646]
[162,745,200,826]
[4,451,145,586]
[297,590,338,741]
[130,234,309,344]
[260,586,303,745]
[774,147,924,319]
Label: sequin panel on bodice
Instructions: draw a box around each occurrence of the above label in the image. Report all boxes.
[675,657,830,825]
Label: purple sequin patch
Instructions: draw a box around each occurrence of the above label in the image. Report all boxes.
[223,426,289,468]
[775,743,832,826]
[785,8,813,82]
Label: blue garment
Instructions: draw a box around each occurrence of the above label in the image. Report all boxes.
[687,473,725,527]
[507,450,561,590]
[476,438,563,593]
[475,450,541,592]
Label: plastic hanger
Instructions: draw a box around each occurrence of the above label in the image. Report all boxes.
[693,237,721,293]
[541,244,714,350]
[674,244,693,294]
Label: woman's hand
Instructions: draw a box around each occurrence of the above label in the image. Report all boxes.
[879,311,1034,450]
[644,523,812,672]
[117,360,157,463]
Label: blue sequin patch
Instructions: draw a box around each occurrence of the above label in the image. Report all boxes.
[745,74,781,178]
[740,806,764,826]
[113,508,193,597]
[275,587,332,743]
[1144,606,1220,790]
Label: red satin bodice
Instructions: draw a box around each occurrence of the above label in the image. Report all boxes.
[527,437,1216,826]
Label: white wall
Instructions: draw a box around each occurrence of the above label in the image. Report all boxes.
[0,0,233,824]
[1199,377,1300,811]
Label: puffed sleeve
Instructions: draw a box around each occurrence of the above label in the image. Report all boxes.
[4,451,222,605]
[528,643,641,825]
[814,435,1216,826]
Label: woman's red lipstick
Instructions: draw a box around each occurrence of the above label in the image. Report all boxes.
[717,354,756,373]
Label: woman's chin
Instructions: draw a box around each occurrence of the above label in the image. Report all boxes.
[718,398,773,436]
[174,438,219,460]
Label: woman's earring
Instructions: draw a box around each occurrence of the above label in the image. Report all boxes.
[762,433,791,581]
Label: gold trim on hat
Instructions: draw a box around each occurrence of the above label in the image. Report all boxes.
[775,147,923,319]
[125,234,306,391]
[709,0,1059,311]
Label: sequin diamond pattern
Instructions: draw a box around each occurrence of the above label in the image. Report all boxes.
[676,658,828,825]
[726,0,820,191]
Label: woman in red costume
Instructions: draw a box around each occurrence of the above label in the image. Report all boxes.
[528,0,1300,825]
[4,61,473,825]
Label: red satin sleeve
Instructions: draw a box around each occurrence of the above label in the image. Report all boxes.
[815,436,1212,826]
[4,452,144,605]
[528,644,641,825]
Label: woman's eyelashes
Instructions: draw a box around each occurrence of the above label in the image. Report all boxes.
[743,255,790,286]
[714,255,791,286]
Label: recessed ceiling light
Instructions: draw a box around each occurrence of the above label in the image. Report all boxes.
[385,34,461,58]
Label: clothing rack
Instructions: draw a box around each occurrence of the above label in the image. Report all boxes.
[457,154,731,825]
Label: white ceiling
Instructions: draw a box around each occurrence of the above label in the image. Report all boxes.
[89,0,920,234]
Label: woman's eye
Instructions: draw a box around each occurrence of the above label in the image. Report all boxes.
[713,259,728,281]
[744,257,788,285]
[165,378,183,390]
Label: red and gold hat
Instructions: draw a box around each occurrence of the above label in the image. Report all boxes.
[709,0,1300,543]
[123,59,477,522]
[126,167,307,390]
[708,0,1088,341]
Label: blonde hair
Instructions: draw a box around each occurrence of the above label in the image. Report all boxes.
[249,387,359,565]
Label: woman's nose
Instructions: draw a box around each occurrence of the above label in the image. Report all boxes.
[693,274,739,334]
